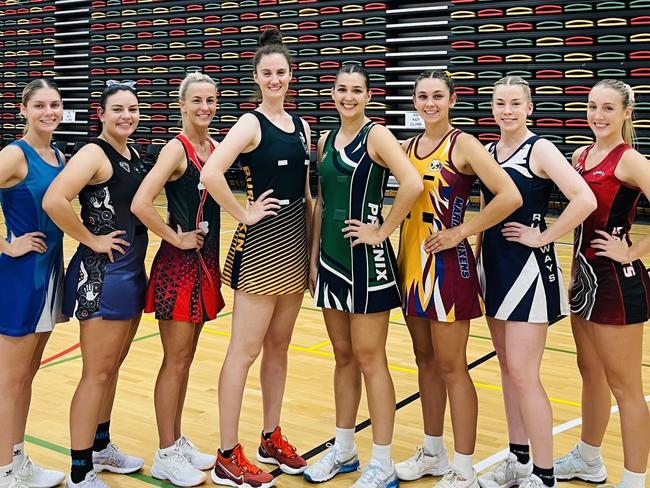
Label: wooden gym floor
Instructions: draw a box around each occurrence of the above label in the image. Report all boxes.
[5,194,650,487]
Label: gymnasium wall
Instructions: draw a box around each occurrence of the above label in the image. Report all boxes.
[1,1,648,168]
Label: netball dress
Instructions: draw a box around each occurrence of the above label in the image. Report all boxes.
[479,136,568,323]
[570,143,650,324]
[314,122,401,314]
[222,111,309,295]
[145,135,225,323]
[398,129,483,321]
[0,140,65,337]
[63,139,149,321]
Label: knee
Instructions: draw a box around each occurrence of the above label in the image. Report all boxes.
[605,372,642,405]
[434,358,466,383]
[576,354,605,384]
[413,347,435,371]
[161,350,194,377]
[352,346,386,375]
[0,368,31,396]
[228,342,262,369]
[332,342,356,369]
[263,335,291,357]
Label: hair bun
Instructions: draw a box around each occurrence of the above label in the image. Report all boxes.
[259,27,283,47]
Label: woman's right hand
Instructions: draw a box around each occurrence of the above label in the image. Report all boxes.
[244,189,281,226]
[4,231,48,257]
[175,225,205,250]
[91,230,130,262]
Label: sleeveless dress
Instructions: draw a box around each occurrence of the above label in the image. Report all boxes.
[479,135,569,323]
[222,110,310,295]
[398,129,483,321]
[0,140,65,337]
[570,142,650,325]
[314,121,401,314]
[145,135,225,323]
[63,139,149,321]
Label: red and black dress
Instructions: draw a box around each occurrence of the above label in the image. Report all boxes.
[145,135,225,323]
[570,142,650,325]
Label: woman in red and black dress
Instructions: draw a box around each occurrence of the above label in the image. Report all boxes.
[554,79,650,488]
[132,72,224,487]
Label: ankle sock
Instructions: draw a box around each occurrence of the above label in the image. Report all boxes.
[371,443,392,471]
[577,440,600,462]
[70,447,93,484]
[621,467,646,488]
[334,427,355,454]
[219,447,235,459]
[12,443,25,468]
[93,421,111,452]
[533,465,555,487]
[452,452,474,480]
[509,443,530,465]
[423,434,444,455]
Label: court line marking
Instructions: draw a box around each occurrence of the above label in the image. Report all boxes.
[40,343,81,366]
[474,394,650,472]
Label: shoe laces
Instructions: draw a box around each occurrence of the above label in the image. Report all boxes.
[8,477,29,488]
[440,468,467,487]
[491,455,517,482]
[519,475,544,488]
[16,457,35,478]
[178,436,197,452]
[358,463,384,485]
[269,432,298,458]
[232,447,261,475]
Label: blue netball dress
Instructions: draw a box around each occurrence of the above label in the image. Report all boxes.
[63,139,149,321]
[478,135,568,323]
[0,140,65,337]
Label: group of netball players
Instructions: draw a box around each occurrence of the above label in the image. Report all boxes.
[0,25,648,488]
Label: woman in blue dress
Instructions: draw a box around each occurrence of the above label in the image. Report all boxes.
[43,82,148,488]
[0,80,67,488]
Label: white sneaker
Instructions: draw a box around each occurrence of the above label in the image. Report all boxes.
[519,474,556,488]
[65,472,108,488]
[151,446,207,487]
[351,462,398,488]
[5,476,29,488]
[92,443,144,474]
[554,445,607,483]
[478,453,532,488]
[395,446,450,481]
[177,437,216,471]
[435,469,479,488]
[15,457,65,488]
[303,445,360,483]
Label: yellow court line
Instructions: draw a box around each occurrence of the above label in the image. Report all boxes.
[200,327,581,408]
[307,339,332,351]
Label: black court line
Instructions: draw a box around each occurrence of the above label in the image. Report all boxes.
[270,349,498,477]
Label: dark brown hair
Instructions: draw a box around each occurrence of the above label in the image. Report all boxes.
[251,28,292,103]
[336,63,370,91]
[413,70,455,96]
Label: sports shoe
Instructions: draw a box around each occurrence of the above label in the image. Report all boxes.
[435,469,479,488]
[7,477,29,488]
[303,444,360,483]
[395,446,450,481]
[478,453,532,488]
[151,446,207,487]
[15,457,65,488]
[65,472,108,488]
[519,474,556,488]
[554,446,607,483]
[178,436,216,471]
[211,444,274,488]
[257,427,306,475]
[351,462,398,488]
[92,443,144,474]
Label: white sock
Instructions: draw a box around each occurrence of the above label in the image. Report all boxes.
[423,434,444,455]
[158,443,177,457]
[12,443,25,468]
[452,452,474,480]
[0,464,13,488]
[621,467,646,488]
[371,443,392,471]
[577,440,600,462]
[334,427,356,454]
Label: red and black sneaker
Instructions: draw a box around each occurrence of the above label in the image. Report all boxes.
[256,426,307,475]
[211,444,275,488]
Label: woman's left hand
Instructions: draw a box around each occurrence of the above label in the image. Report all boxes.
[342,219,384,247]
[425,227,463,253]
[591,229,632,263]
[501,222,545,248]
